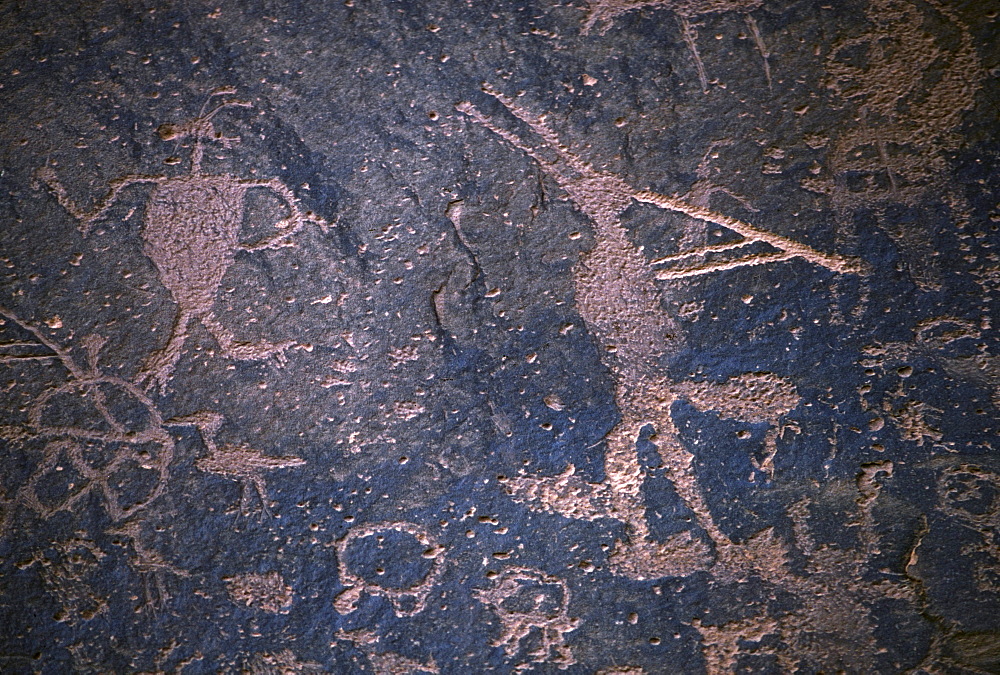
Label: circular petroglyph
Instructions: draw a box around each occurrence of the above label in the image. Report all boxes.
[333,521,445,617]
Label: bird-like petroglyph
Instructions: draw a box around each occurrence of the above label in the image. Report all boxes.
[190,410,307,519]
[34,88,329,392]
[474,567,580,672]
[455,85,930,668]
[333,521,446,618]
[458,84,863,578]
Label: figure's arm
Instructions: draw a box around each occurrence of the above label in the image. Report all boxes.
[237,177,330,251]
[33,167,162,236]
[634,189,868,276]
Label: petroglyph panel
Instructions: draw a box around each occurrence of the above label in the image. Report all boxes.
[0,0,997,672]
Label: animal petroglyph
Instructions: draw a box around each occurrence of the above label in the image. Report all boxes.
[334,629,440,675]
[35,88,329,391]
[459,84,861,579]
[225,571,294,613]
[333,521,446,618]
[190,411,306,519]
[456,86,923,669]
[581,0,772,91]
[473,567,580,672]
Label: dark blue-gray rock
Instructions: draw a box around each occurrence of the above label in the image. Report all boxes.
[1,0,998,672]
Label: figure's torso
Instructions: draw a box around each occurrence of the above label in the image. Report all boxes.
[142,174,248,310]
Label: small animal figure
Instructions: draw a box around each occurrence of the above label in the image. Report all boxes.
[36,87,328,392]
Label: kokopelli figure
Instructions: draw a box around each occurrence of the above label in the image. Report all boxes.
[36,87,328,392]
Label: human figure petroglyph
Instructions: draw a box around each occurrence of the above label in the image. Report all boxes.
[34,88,330,392]
[333,521,446,618]
[473,567,580,671]
[458,84,864,580]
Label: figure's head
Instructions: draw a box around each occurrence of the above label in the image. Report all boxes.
[158,88,251,170]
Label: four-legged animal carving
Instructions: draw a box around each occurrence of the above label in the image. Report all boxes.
[36,88,328,392]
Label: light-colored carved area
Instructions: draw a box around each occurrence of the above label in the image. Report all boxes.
[693,489,916,672]
[20,537,107,625]
[804,0,986,290]
[473,567,580,671]
[674,371,799,477]
[457,84,932,669]
[225,571,294,614]
[861,317,995,447]
[333,521,446,618]
[34,88,329,392]
[334,629,440,674]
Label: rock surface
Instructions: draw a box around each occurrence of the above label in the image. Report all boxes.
[0,0,998,672]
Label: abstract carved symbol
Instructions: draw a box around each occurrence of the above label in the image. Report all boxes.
[244,650,325,675]
[473,567,580,671]
[21,537,108,625]
[333,521,446,618]
[34,87,330,392]
[0,306,191,523]
[108,521,190,612]
[807,0,985,291]
[224,570,294,614]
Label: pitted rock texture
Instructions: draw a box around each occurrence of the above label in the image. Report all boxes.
[0,0,998,672]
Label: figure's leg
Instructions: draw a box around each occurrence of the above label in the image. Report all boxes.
[201,312,294,367]
[137,308,194,393]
